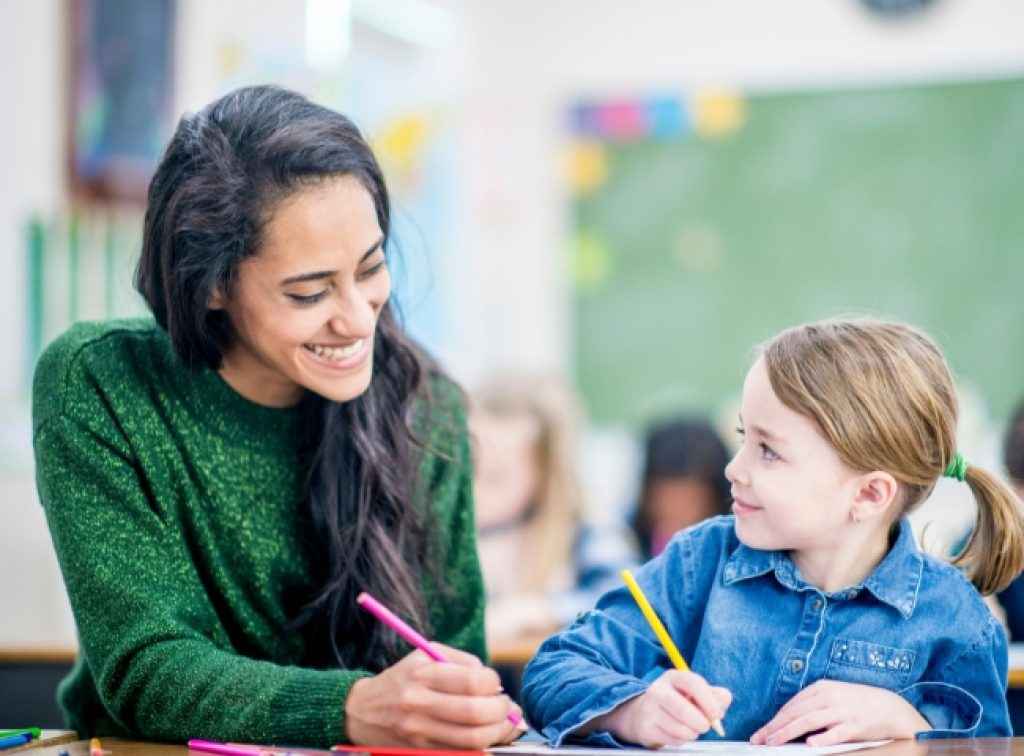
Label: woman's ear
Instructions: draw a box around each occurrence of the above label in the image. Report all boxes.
[850,471,900,523]
[208,287,226,310]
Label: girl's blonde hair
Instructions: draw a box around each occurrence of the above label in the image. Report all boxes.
[471,374,584,593]
[762,317,1024,595]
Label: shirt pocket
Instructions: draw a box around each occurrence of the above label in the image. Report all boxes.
[824,638,915,690]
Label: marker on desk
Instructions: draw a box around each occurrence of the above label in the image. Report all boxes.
[333,746,485,756]
[189,740,302,756]
[620,569,727,737]
[356,592,523,726]
[0,730,41,741]
[0,734,32,751]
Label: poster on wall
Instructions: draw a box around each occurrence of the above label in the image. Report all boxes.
[68,0,176,203]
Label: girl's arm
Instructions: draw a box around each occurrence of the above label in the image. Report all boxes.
[900,617,1012,738]
[520,528,715,746]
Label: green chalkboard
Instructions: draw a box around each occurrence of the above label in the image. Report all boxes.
[571,77,1024,427]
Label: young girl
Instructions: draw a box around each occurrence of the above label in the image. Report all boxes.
[521,318,1024,747]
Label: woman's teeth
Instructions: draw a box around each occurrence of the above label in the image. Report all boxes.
[305,340,364,362]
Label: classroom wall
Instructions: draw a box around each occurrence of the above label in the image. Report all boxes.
[3,0,1024,648]
[451,0,1024,386]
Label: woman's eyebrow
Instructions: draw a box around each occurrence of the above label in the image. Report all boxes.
[279,237,385,286]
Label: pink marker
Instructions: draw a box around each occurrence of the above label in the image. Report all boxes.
[356,591,523,726]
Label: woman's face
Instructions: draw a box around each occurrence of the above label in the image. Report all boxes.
[211,175,391,407]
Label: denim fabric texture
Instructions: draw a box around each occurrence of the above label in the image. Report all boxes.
[521,516,1009,746]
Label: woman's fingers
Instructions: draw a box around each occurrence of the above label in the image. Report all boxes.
[397,684,512,725]
[430,642,485,667]
[397,714,521,750]
[413,657,503,696]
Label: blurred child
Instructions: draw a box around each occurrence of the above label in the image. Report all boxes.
[471,374,634,643]
[994,400,1024,639]
[630,418,732,558]
[522,318,1024,746]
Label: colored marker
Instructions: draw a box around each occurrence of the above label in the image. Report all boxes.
[0,734,32,751]
[0,730,40,741]
[356,592,522,726]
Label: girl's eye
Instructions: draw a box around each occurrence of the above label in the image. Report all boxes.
[735,425,745,437]
[287,291,328,305]
[759,442,780,462]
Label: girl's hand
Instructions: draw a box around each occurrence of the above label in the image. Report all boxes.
[750,680,931,746]
[584,670,731,748]
[345,643,527,748]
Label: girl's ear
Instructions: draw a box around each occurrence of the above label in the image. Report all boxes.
[851,471,900,523]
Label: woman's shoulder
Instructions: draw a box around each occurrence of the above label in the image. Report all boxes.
[33,318,171,431]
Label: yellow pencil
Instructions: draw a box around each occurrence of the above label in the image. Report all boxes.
[620,569,726,737]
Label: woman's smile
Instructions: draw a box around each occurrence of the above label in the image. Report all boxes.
[301,338,371,371]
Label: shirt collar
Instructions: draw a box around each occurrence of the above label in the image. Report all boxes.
[722,517,924,619]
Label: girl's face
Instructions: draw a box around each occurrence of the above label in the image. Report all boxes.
[212,175,391,407]
[725,357,863,555]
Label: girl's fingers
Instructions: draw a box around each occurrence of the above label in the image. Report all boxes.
[753,687,820,742]
[807,722,857,748]
[765,708,842,746]
[655,688,712,734]
[651,715,698,746]
[666,671,727,724]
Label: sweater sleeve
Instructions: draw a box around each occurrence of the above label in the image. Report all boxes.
[35,409,369,747]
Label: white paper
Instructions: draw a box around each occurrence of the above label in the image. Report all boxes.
[491,740,891,756]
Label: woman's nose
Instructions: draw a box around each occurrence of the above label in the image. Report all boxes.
[328,288,376,338]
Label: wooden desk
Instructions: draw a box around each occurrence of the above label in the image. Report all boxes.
[15,738,1024,755]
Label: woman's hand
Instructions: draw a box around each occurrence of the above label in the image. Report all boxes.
[581,670,731,748]
[750,680,931,746]
[345,642,527,748]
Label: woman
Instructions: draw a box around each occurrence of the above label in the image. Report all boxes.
[33,85,524,748]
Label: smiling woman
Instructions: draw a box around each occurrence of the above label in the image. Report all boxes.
[32,86,524,749]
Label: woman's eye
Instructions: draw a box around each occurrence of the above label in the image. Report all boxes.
[359,260,386,280]
[759,442,780,462]
[287,291,328,305]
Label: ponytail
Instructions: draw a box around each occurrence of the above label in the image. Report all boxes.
[952,463,1024,595]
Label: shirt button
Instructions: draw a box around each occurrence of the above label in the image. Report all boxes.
[812,598,823,612]
[790,659,804,673]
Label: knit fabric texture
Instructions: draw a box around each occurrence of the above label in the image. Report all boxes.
[32,318,487,747]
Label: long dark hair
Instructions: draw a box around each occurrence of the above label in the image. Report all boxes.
[135,85,447,670]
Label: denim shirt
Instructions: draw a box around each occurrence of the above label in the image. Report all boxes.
[521,516,1009,745]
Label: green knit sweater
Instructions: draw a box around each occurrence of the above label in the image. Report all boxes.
[32,318,487,747]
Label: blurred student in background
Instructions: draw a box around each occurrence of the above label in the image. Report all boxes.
[470,374,635,643]
[629,417,732,559]
[995,400,1024,639]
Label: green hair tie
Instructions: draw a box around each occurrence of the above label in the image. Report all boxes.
[944,452,968,482]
